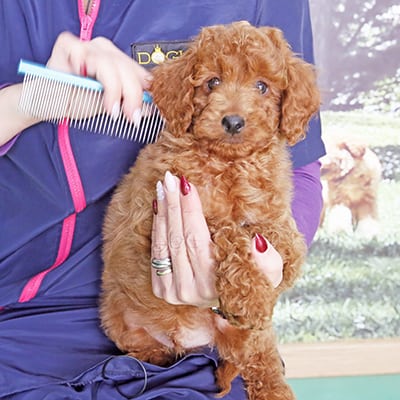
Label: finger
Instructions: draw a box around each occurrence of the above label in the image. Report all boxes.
[151,181,174,299]
[163,171,194,300]
[251,235,283,288]
[48,34,121,116]
[179,177,217,302]
[121,63,153,123]
[89,39,152,121]
[47,32,83,73]
[95,68,123,117]
[84,38,124,116]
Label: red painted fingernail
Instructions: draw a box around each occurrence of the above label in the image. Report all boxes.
[180,175,191,196]
[255,233,268,253]
[152,199,158,215]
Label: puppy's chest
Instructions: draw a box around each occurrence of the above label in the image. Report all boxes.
[192,166,275,227]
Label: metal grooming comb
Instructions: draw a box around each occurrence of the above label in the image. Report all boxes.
[18,59,165,143]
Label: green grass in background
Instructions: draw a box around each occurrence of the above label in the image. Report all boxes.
[274,248,400,343]
[321,111,400,146]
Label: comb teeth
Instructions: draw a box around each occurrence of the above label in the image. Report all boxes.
[18,59,165,143]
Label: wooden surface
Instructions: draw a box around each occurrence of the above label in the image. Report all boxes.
[279,338,400,378]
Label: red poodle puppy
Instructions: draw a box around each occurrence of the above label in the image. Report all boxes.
[101,21,320,400]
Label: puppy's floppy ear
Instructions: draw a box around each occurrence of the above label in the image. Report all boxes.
[149,46,197,137]
[262,28,321,145]
[338,141,366,159]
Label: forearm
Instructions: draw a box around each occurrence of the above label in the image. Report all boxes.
[291,160,323,247]
[0,83,39,146]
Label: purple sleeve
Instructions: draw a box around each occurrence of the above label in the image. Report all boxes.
[291,160,323,248]
[0,83,20,156]
[0,136,19,156]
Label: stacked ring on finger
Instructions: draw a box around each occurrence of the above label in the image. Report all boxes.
[155,267,173,276]
[151,257,173,276]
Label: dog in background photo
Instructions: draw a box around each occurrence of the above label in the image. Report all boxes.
[320,138,382,239]
[100,22,320,400]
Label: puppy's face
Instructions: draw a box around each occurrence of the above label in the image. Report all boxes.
[189,32,284,158]
[321,148,356,181]
[151,22,320,160]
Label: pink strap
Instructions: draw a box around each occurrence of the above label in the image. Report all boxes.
[17,0,101,304]
[18,214,77,302]
[58,121,87,212]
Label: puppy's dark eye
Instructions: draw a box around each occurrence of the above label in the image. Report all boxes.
[256,81,268,94]
[207,77,221,90]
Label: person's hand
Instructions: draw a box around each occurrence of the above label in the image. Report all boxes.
[46,31,152,123]
[151,171,283,308]
[1,31,154,144]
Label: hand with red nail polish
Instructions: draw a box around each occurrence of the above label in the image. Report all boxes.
[151,172,217,307]
[152,171,283,307]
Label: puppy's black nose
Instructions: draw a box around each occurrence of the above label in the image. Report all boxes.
[222,115,245,135]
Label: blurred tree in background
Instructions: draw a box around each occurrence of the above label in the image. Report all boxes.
[309,0,399,112]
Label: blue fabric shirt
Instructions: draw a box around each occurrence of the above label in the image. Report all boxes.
[0,0,325,398]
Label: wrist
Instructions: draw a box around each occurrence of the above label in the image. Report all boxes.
[0,83,40,145]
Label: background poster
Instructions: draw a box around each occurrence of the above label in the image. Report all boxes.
[275,0,400,346]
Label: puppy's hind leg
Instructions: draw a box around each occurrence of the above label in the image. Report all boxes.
[242,348,295,400]
[216,328,295,400]
[123,326,178,366]
[101,290,177,366]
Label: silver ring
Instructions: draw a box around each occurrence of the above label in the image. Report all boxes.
[151,257,172,269]
[156,267,173,276]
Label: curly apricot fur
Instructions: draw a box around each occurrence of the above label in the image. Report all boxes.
[101,22,320,400]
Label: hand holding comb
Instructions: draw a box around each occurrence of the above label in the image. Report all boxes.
[17,59,165,143]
